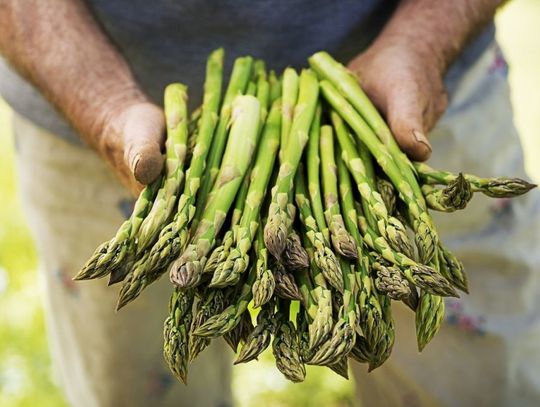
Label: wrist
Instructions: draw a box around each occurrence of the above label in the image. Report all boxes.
[371,20,448,76]
[364,32,445,79]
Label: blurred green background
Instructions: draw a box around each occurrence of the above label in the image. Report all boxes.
[1,1,539,406]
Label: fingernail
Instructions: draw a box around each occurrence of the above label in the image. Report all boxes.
[131,148,163,185]
[413,130,432,153]
[130,153,141,174]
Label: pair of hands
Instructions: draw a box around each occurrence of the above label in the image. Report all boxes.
[108,40,447,195]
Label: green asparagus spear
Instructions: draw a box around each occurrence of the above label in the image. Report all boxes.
[210,99,281,287]
[372,254,412,301]
[193,56,254,223]
[264,69,319,258]
[331,111,414,259]
[224,309,254,352]
[135,84,190,252]
[272,303,306,383]
[272,261,302,301]
[421,173,473,212]
[281,230,310,271]
[252,224,276,308]
[170,95,260,288]
[308,258,357,366]
[188,289,226,362]
[306,105,327,233]
[438,244,469,293]
[377,178,398,215]
[414,162,537,198]
[296,261,333,350]
[281,67,300,149]
[416,291,445,352]
[320,125,358,259]
[234,303,275,364]
[163,289,195,384]
[295,167,343,292]
[74,177,161,280]
[192,267,256,338]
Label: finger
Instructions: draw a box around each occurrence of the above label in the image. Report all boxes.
[123,104,165,184]
[424,90,448,132]
[386,93,432,162]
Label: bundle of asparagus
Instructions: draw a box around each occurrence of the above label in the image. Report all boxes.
[75,48,536,383]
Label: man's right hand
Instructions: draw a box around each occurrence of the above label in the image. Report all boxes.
[0,0,164,195]
[98,101,165,195]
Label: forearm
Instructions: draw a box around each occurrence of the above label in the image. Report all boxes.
[374,0,503,73]
[0,0,147,147]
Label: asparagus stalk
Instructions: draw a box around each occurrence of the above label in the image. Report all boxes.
[328,358,350,380]
[252,223,276,308]
[331,111,414,259]
[280,67,300,149]
[246,81,257,96]
[349,334,371,364]
[295,167,344,292]
[188,105,202,134]
[296,260,333,350]
[414,162,537,198]
[188,289,226,362]
[272,261,302,301]
[371,254,412,301]
[355,135,379,231]
[210,99,281,287]
[296,310,312,362]
[268,70,282,103]
[264,69,319,258]
[74,177,161,280]
[421,173,473,212]
[281,230,310,271]
[272,303,306,383]
[308,258,357,366]
[234,303,275,364]
[192,267,256,338]
[416,291,445,351]
[320,125,358,259]
[377,178,397,215]
[136,83,190,253]
[170,95,261,288]
[224,309,254,352]
[306,105,327,233]
[367,294,395,371]
[308,317,355,366]
[193,56,253,224]
[113,83,192,309]
[255,62,270,125]
[203,148,254,276]
[163,289,195,385]
[438,244,468,293]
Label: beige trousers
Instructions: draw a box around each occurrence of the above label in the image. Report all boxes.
[14,114,232,407]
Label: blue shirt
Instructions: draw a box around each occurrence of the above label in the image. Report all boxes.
[0,0,494,144]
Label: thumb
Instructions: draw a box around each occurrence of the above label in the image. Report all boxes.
[386,95,432,162]
[122,103,165,184]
